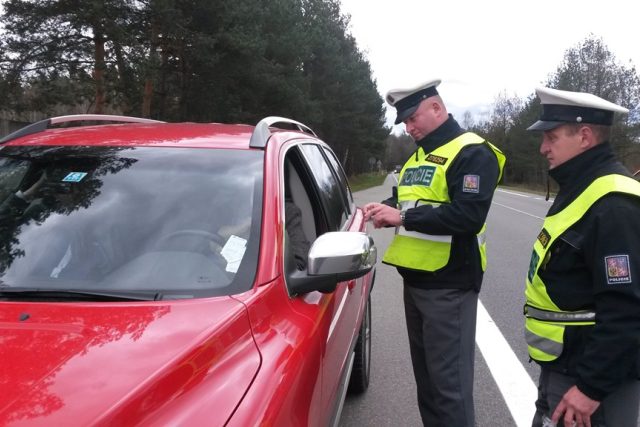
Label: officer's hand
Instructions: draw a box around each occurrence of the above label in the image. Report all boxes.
[364,204,401,229]
[363,203,379,221]
[551,385,600,427]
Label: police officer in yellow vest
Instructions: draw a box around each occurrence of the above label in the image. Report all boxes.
[524,87,640,427]
[364,79,505,426]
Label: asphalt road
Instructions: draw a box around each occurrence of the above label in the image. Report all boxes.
[339,175,554,427]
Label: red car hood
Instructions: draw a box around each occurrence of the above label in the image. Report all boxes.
[0,297,261,426]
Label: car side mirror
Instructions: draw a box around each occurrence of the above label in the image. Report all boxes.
[286,231,376,296]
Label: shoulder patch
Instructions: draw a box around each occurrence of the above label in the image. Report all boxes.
[605,255,632,284]
[462,174,480,193]
[425,154,448,165]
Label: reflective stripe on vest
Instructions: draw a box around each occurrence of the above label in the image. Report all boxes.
[525,327,563,358]
[395,200,487,246]
[524,305,596,322]
[382,132,506,272]
[525,174,640,362]
[396,200,452,242]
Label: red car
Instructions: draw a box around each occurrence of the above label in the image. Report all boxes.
[0,115,376,426]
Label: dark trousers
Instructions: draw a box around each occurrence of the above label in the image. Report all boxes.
[532,367,640,427]
[403,286,478,427]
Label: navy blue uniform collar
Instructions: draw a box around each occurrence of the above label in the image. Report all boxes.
[548,142,629,214]
[549,142,620,188]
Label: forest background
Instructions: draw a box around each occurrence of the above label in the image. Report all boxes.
[1,0,638,187]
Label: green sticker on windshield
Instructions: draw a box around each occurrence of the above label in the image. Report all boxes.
[62,172,87,182]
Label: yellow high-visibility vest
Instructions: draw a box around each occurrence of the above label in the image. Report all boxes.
[383,132,505,272]
[524,174,640,362]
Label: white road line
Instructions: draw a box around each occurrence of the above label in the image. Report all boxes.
[497,189,531,197]
[497,188,555,203]
[476,301,537,426]
[492,202,545,220]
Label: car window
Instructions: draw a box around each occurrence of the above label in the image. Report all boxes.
[0,146,263,298]
[321,146,354,209]
[299,144,349,231]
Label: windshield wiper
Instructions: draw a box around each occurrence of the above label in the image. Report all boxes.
[0,288,163,301]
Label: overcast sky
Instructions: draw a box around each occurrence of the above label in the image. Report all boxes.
[339,0,640,126]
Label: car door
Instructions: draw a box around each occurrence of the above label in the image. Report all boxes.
[295,143,363,417]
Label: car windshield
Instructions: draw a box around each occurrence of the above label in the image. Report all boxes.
[0,146,263,299]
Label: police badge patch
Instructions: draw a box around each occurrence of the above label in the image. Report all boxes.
[425,154,448,165]
[604,255,632,284]
[537,228,551,249]
[462,175,480,193]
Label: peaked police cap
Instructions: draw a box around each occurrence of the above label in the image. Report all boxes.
[386,79,441,125]
[527,87,629,131]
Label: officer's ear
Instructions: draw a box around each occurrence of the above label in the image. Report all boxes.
[578,125,597,150]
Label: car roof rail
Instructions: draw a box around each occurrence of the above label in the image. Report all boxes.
[249,116,317,148]
[0,114,165,144]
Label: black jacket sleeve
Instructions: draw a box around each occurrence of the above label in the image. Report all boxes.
[574,194,640,400]
[403,143,500,235]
